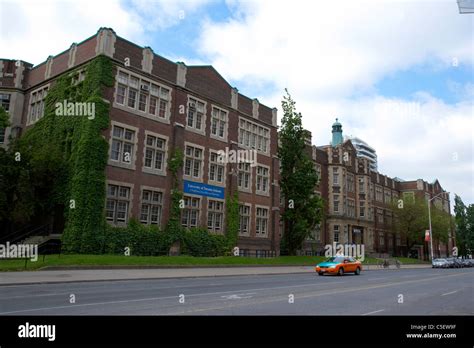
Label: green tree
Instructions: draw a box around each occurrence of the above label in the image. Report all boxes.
[430,205,451,245]
[466,204,474,255]
[164,148,185,247]
[278,90,323,255]
[454,195,474,256]
[391,196,428,255]
[225,191,239,251]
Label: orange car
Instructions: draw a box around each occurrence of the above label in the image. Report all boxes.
[315,256,362,276]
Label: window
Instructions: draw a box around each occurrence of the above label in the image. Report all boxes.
[211,106,227,139]
[110,125,135,165]
[313,223,321,242]
[315,164,322,185]
[28,86,49,124]
[115,70,170,119]
[333,167,339,185]
[140,189,163,225]
[358,177,365,193]
[333,194,340,213]
[347,174,355,193]
[238,118,270,153]
[71,70,86,86]
[106,184,130,224]
[117,84,127,105]
[239,205,250,235]
[184,145,203,179]
[256,166,269,194]
[238,162,251,191]
[360,207,365,218]
[333,225,340,242]
[375,186,383,202]
[144,134,167,173]
[128,88,137,108]
[0,93,10,112]
[256,207,269,237]
[181,196,200,228]
[386,214,392,226]
[207,200,224,233]
[138,90,148,112]
[0,128,5,144]
[384,190,391,204]
[209,151,225,183]
[379,232,385,246]
[377,210,384,224]
[347,199,355,218]
[187,97,206,132]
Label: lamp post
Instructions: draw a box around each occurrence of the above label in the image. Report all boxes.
[427,191,449,261]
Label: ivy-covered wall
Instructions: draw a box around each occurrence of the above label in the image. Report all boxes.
[17,55,113,253]
[12,55,241,256]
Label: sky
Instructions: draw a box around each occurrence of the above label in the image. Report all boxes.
[1,0,473,210]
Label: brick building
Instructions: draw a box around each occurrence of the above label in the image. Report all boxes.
[300,120,454,259]
[0,28,454,259]
[0,28,281,255]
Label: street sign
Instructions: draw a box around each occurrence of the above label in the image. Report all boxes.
[425,230,430,242]
[183,180,224,199]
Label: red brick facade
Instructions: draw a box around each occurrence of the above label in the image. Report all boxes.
[0,28,280,255]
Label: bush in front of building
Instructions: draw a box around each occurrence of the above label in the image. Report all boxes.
[103,219,169,256]
[181,227,228,257]
[101,221,229,257]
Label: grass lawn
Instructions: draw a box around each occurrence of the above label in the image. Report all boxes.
[0,254,427,272]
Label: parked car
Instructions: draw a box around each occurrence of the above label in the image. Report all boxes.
[432,258,450,268]
[315,256,362,276]
[460,258,473,268]
[446,257,463,268]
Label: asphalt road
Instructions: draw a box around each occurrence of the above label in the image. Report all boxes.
[0,268,472,315]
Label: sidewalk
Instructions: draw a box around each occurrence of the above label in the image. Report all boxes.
[0,264,431,286]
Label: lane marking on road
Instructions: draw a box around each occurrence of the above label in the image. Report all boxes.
[361,309,385,316]
[441,290,458,296]
[1,271,471,315]
[221,293,257,300]
[0,279,342,314]
[171,271,473,315]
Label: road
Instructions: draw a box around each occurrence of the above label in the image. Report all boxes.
[0,268,472,315]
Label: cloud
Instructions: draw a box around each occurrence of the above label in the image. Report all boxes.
[192,0,474,207]
[0,0,145,65]
[129,0,213,31]
[263,91,474,207]
[196,0,473,99]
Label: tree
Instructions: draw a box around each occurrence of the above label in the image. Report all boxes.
[278,90,323,255]
[391,196,428,255]
[392,196,452,257]
[430,205,451,245]
[454,195,474,256]
[466,204,474,255]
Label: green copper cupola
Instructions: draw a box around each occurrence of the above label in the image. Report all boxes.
[331,118,343,147]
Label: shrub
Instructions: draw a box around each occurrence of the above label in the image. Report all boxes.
[182,227,228,257]
[102,219,169,256]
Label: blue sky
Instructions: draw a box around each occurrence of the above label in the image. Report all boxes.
[373,63,473,104]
